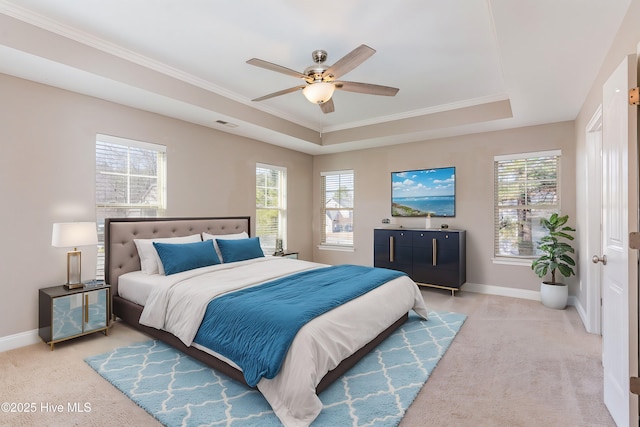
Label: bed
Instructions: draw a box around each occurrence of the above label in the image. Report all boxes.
[105,216,428,426]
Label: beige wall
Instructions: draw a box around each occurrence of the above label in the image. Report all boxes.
[7,0,640,341]
[0,73,313,338]
[573,0,640,313]
[313,121,576,293]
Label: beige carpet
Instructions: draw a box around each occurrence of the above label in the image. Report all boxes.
[0,290,613,427]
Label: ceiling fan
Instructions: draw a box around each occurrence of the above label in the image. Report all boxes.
[247,44,399,114]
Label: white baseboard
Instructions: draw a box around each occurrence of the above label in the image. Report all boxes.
[0,284,586,353]
[572,297,594,333]
[570,295,582,312]
[0,329,41,353]
[462,282,541,301]
[463,282,578,308]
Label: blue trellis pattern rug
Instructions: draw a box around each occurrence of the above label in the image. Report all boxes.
[85,311,466,427]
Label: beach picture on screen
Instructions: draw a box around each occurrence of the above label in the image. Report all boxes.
[392,167,456,217]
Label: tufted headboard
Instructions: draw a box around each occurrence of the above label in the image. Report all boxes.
[105,216,250,296]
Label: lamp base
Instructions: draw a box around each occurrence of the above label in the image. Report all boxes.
[64,283,84,290]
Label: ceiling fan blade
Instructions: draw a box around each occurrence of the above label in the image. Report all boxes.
[246,58,309,80]
[252,86,305,102]
[334,81,399,96]
[323,45,376,80]
[320,98,335,114]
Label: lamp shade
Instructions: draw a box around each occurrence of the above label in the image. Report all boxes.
[302,82,335,104]
[52,222,98,248]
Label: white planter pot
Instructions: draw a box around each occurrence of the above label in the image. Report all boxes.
[540,282,568,310]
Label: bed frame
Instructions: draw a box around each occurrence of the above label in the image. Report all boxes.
[105,216,407,392]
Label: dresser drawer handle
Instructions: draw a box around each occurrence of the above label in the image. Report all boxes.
[432,238,437,266]
[85,294,89,324]
[390,236,395,262]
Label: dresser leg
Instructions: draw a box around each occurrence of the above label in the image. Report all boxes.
[418,282,460,296]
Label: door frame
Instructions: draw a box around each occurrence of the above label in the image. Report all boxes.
[584,105,603,335]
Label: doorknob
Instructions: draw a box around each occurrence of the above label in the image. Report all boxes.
[592,255,607,265]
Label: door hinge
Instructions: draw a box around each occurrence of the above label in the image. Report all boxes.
[631,377,640,395]
[630,87,640,105]
[630,232,640,250]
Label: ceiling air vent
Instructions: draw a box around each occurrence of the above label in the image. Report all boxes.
[215,120,238,128]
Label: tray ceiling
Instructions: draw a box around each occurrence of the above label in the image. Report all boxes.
[0,0,631,154]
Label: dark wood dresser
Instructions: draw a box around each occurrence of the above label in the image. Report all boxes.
[374,228,466,295]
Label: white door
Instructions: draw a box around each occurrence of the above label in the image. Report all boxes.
[601,54,639,426]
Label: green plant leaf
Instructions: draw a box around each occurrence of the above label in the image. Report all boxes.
[554,214,568,227]
[553,231,575,241]
[559,254,576,266]
[533,263,548,278]
[558,264,575,277]
[556,242,575,252]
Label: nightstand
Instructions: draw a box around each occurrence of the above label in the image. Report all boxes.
[38,284,111,350]
[275,252,298,259]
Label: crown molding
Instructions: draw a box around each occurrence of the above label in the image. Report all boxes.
[0,1,322,131]
[322,93,511,133]
[0,2,231,98]
[0,2,510,140]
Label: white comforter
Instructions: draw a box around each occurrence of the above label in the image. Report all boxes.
[138,257,428,426]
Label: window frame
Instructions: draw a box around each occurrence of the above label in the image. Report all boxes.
[320,170,355,251]
[493,150,561,264]
[255,163,287,254]
[95,134,167,278]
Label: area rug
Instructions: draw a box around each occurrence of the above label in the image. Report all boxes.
[85,310,466,426]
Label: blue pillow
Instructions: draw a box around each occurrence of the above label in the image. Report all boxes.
[153,240,220,275]
[216,237,264,263]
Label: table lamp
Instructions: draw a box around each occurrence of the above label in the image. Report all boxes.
[52,222,99,290]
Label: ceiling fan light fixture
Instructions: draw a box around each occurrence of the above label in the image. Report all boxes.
[302,82,335,104]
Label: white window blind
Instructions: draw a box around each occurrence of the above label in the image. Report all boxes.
[256,163,286,253]
[321,170,354,247]
[494,150,560,258]
[95,134,166,278]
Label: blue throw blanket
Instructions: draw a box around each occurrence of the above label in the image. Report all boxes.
[193,264,406,387]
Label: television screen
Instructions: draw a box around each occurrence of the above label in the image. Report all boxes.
[391,167,456,217]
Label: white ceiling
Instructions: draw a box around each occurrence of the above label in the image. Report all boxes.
[0,0,632,154]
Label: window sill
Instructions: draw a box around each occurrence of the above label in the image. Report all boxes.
[492,257,534,267]
[317,244,355,252]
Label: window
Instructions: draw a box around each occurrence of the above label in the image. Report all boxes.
[256,163,286,253]
[494,150,560,259]
[95,134,166,278]
[321,170,354,248]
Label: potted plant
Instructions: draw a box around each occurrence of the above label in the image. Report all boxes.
[531,213,576,309]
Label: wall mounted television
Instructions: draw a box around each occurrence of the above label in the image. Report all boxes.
[391,167,456,217]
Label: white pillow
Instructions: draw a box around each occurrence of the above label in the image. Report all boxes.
[202,231,249,262]
[134,234,202,275]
